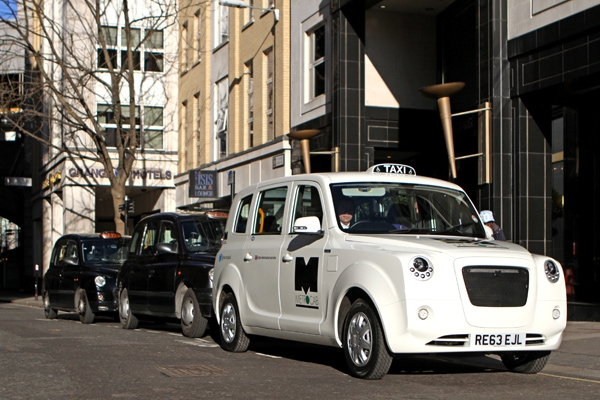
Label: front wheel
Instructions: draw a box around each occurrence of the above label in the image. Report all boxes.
[119,288,139,330]
[343,299,393,380]
[501,351,551,374]
[76,289,94,324]
[219,292,249,352]
[181,288,208,338]
[43,290,57,319]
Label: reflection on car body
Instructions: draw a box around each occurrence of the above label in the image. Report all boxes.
[116,210,227,338]
[43,231,130,324]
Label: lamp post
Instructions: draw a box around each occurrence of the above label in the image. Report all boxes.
[219,0,279,22]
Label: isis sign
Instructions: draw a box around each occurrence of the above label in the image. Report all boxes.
[189,169,217,198]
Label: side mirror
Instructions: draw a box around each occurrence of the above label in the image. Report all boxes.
[293,216,321,234]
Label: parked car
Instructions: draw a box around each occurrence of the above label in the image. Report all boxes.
[43,231,130,324]
[212,163,567,379]
[116,210,227,338]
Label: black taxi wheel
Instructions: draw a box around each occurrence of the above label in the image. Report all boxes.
[43,290,57,319]
[343,299,393,380]
[181,288,208,338]
[77,289,95,324]
[501,351,551,374]
[118,288,139,330]
[219,292,249,352]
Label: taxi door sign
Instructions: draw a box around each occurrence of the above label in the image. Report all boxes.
[368,163,416,175]
[294,257,319,309]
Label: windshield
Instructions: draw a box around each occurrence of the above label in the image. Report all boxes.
[82,239,130,264]
[330,182,487,238]
[182,219,226,252]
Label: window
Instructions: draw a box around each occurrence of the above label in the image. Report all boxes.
[145,29,164,72]
[194,10,202,63]
[245,61,254,147]
[98,104,162,149]
[235,195,253,233]
[144,106,164,149]
[180,22,189,71]
[243,0,255,25]
[215,78,228,158]
[253,187,288,235]
[306,24,325,102]
[291,185,323,232]
[193,93,201,154]
[121,27,141,71]
[214,2,229,48]
[264,48,274,140]
[97,26,118,69]
[97,25,163,72]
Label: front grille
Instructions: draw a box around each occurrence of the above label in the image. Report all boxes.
[462,266,528,307]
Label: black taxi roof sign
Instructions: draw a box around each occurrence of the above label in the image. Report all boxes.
[367,164,416,175]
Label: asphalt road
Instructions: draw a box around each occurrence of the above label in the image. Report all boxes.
[1,299,600,399]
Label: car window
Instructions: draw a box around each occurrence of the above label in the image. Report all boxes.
[234,195,252,233]
[182,219,225,252]
[290,184,323,232]
[330,182,486,237]
[253,186,287,235]
[157,221,178,251]
[82,239,130,264]
[54,240,79,266]
[140,221,159,256]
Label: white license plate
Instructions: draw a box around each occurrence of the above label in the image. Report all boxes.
[470,333,526,347]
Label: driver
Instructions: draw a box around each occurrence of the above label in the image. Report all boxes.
[337,197,354,229]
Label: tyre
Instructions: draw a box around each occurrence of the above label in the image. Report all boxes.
[219,292,249,352]
[43,290,57,319]
[180,288,208,338]
[501,351,551,374]
[343,299,393,380]
[76,289,95,324]
[119,288,139,330]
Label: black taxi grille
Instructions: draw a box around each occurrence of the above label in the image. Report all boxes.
[462,266,528,307]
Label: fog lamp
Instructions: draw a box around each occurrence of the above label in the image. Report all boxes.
[418,308,429,320]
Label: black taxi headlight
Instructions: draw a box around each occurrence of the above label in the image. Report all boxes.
[409,256,433,281]
[544,260,560,283]
[95,275,106,287]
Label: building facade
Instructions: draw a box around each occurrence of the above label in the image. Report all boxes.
[28,1,179,273]
[176,0,292,210]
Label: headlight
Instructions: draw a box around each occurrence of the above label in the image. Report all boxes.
[544,260,560,283]
[409,256,433,280]
[208,268,214,282]
[95,276,106,287]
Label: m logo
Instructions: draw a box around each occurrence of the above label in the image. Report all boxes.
[295,257,319,294]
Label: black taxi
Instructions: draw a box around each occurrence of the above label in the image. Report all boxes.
[43,232,130,323]
[116,210,227,338]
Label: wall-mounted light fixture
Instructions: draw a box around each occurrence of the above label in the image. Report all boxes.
[219,0,279,22]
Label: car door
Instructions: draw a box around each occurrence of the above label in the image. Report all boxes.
[237,185,288,330]
[56,239,81,309]
[125,220,160,313]
[45,238,68,308]
[146,220,179,315]
[278,183,328,335]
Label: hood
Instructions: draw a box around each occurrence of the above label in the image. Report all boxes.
[344,234,530,258]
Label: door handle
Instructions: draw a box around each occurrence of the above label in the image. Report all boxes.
[243,253,252,262]
[282,254,293,263]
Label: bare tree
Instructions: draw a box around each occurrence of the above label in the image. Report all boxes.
[0,0,187,233]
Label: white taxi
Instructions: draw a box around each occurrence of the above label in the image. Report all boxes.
[212,164,567,379]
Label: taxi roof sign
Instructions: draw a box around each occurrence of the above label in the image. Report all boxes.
[367,164,416,175]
